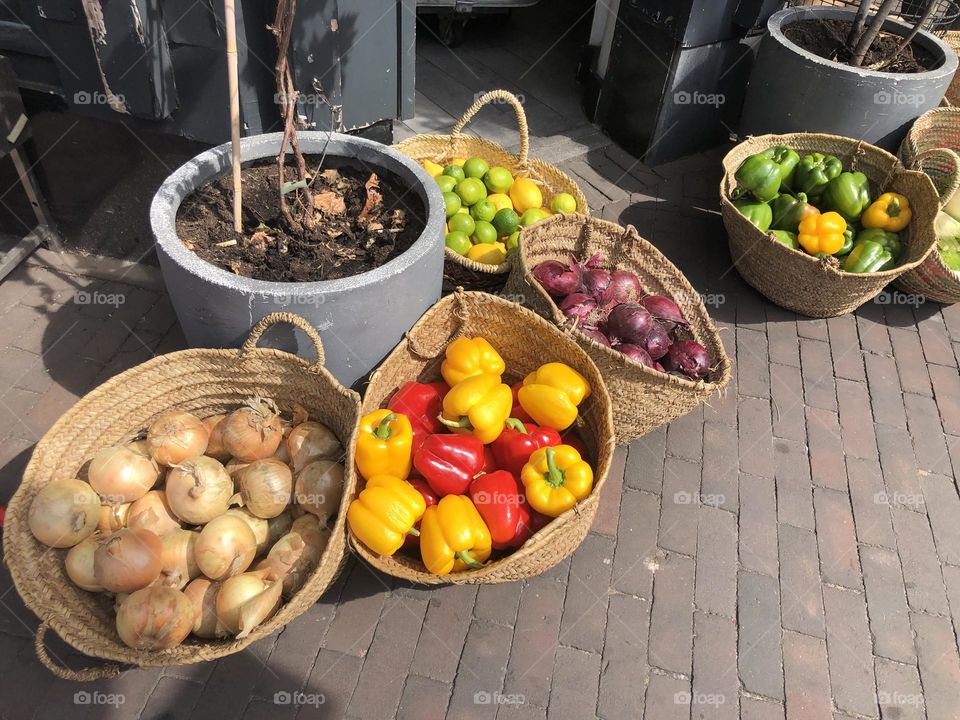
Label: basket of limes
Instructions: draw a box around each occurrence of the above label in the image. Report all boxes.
[394,90,589,293]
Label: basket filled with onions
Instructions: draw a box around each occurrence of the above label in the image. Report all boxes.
[503,214,731,444]
[3,313,360,679]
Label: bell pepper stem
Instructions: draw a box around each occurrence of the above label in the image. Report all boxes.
[373,413,396,440]
[544,447,566,489]
[406,527,420,537]
[505,418,528,433]
[437,414,472,430]
[456,550,484,569]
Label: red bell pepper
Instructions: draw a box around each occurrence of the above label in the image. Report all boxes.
[388,382,449,450]
[414,434,486,497]
[482,446,498,473]
[560,430,588,459]
[469,470,531,549]
[490,419,561,477]
[402,476,438,549]
[510,382,533,423]
[529,508,552,533]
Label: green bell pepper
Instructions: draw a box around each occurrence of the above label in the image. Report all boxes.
[842,240,894,273]
[770,230,799,249]
[794,153,843,199]
[770,192,812,233]
[734,198,773,231]
[837,228,855,256]
[856,228,901,261]
[824,172,871,221]
[762,146,801,186]
[734,153,782,203]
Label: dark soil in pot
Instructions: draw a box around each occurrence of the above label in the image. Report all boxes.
[783,18,939,73]
[175,158,426,282]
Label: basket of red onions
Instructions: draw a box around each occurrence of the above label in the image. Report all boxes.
[503,214,731,443]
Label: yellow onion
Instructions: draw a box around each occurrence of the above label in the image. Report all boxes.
[127,440,151,456]
[127,490,181,537]
[203,414,231,461]
[294,460,344,521]
[237,459,293,519]
[28,479,100,548]
[273,443,291,465]
[267,511,293,547]
[225,458,251,488]
[195,514,257,580]
[215,570,282,637]
[287,421,341,472]
[183,577,227,638]
[221,398,283,462]
[65,537,104,592]
[115,586,194,650]
[98,502,131,533]
[224,508,271,556]
[165,456,234,524]
[94,528,163,593]
[160,529,201,589]
[260,518,330,598]
[113,592,130,613]
[147,411,209,466]
[87,445,160,504]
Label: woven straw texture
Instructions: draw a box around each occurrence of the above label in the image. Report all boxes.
[898,107,960,303]
[946,32,960,107]
[352,290,615,584]
[721,133,941,317]
[393,90,589,293]
[3,314,361,680]
[502,214,732,445]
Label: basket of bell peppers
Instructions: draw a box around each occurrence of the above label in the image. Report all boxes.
[721,133,940,317]
[346,291,615,584]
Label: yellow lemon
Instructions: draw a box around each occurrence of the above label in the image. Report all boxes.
[488,193,513,212]
[509,178,543,214]
[423,160,444,177]
[451,157,467,167]
[550,192,577,213]
[467,242,507,265]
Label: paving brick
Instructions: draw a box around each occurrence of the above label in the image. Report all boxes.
[930,363,960,436]
[805,407,847,492]
[648,552,695,675]
[943,302,960,341]
[411,584,478,683]
[782,630,832,720]
[904,392,953,475]
[666,404,703,462]
[836,379,877,460]
[875,424,924,510]
[140,676,204,719]
[692,612,738,720]
[854,302,891,354]
[559,533,614,653]
[796,317,829,342]
[846,455,896,549]
[740,472,779,577]
[889,327,931,396]
[611,489,658,598]
[814,488,862,590]
[827,314,865,382]
[704,357,738,426]
[701,421,739,513]
[874,657,925,720]
[917,310,956,366]
[396,675,451,720]
[245,697,296,720]
[624,426,665,494]
[863,353,907,429]
[766,309,800,368]
[446,620,515,720]
[546,646,601,720]
[474,583,524,628]
[0,387,41,440]
[642,672,689,720]
[5,303,46,353]
[920,473,960,565]
[740,397,775,479]
[737,327,771,399]
[503,575,565,708]
[298,649,363,719]
[738,570,783,700]
[322,563,389,657]
[822,586,877,718]
[592,445,625,537]
[774,438,815,531]
[859,546,915,664]
[193,638,277,719]
[800,338,837,411]
[658,456,700,555]
[598,593,649,720]
[695,505,737,618]
[741,696,787,720]
[497,703,547,720]
[770,364,806,442]
[891,506,950,615]
[912,612,960,720]
[778,523,824,638]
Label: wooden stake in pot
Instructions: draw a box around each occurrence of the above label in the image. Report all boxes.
[224,0,243,233]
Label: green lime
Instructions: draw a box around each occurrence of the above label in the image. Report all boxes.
[462,157,490,179]
[472,220,498,245]
[436,175,457,193]
[442,191,462,219]
[445,231,472,255]
[484,166,514,194]
[455,177,487,206]
[442,165,465,182]
[470,199,497,223]
[492,208,520,238]
[448,213,476,236]
[519,207,549,226]
[505,230,520,254]
[550,192,577,214]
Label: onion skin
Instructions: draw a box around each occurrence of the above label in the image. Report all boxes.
[615,343,655,368]
[160,529,201,590]
[643,322,672,361]
[28,479,101,548]
[195,515,257,580]
[165,456,234,525]
[578,326,611,347]
[533,259,581,297]
[581,268,611,299]
[203,414,231,461]
[88,445,160,504]
[606,303,654,345]
[127,491,181,537]
[98,502,131,533]
[559,293,597,324]
[662,340,711,380]
[287,422,342,473]
[224,507,271,556]
[147,412,209,466]
[65,537,104,592]
[260,519,330,598]
[221,399,283,462]
[600,270,643,306]
[294,460,344,521]
[215,572,281,637]
[115,586,194,650]
[183,577,227,638]
[640,295,688,331]
[237,459,293,519]
[94,528,163,593]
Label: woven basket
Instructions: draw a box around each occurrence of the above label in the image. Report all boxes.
[352,290,614,584]
[721,133,941,317]
[945,32,960,107]
[897,107,960,303]
[3,314,361,680]
[393,90,589,293]
[502,214,731,445]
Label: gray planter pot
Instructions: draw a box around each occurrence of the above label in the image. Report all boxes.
[740,7,958,150]
[150,131,445,388]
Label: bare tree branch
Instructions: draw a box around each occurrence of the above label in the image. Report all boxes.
[850,0,898,67]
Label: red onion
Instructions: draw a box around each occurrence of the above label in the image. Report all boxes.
[606,303,653,345]
[578,326,610,347]
[615,343,654,368]
[662,340,711,380]
[654,362,665,372]
[640,295,687,331]
[644,322,672,360]
[559,293,597,324]
[600,270,642,306]
[581,268,611,300]
[534,259,580,297]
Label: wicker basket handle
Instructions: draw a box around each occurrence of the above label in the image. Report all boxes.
[909,147,960,207]
[241,312,327,370]
[450,90,529,166]
[34,622,122,681]
[404,289,469,359]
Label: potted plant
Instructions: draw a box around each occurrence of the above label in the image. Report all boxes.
[150,0,444,388]
[740,1,959,150]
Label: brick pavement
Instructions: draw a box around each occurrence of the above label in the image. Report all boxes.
[1,147,960,719]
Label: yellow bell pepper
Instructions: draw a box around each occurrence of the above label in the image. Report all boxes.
[419,495,492,574]
[439,373,512,444]
[440,336,506,386]
[861,192,912,232]
[798,211,847,256]
[347,475,427,556]
[520,445,594,517]
[355,409,413,481]
[517,362,591,431]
